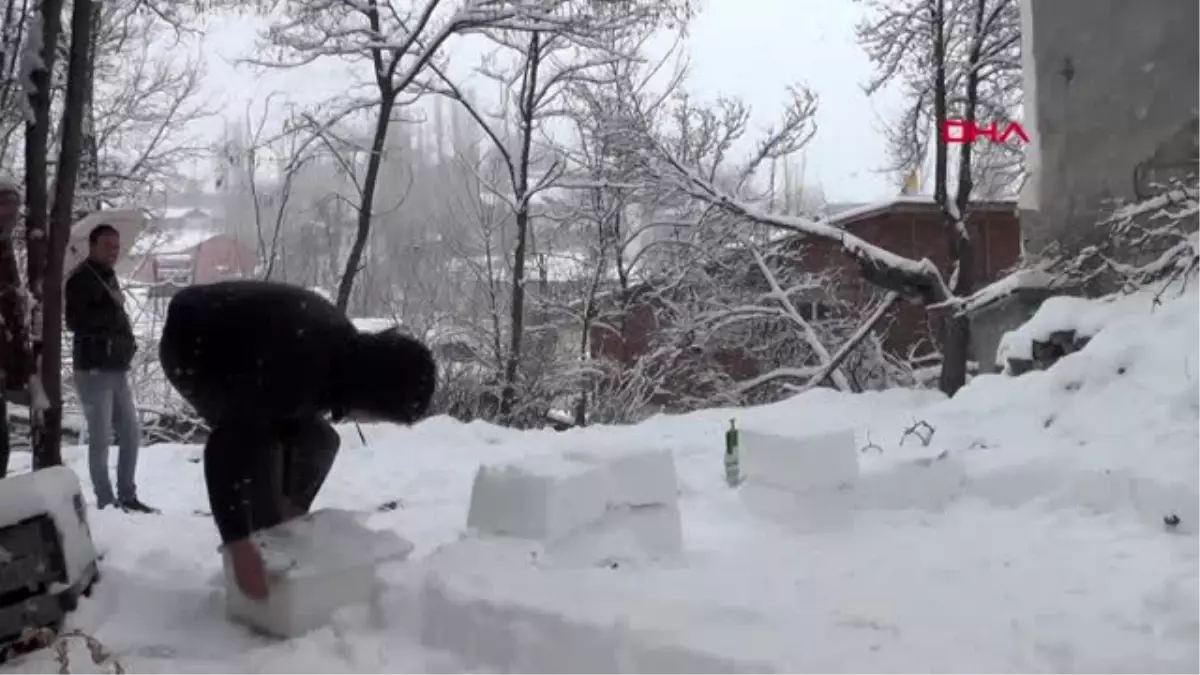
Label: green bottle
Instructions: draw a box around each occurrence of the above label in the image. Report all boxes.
[724,418,740,487]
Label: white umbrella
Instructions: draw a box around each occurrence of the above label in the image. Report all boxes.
[64,208,149,273]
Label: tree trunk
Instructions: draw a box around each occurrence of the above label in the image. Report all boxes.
[498,32,541,421]
[24,0,64,469]
[928,0,971,398]
[0,390,9,477]
[75,0,101,216]
[936,0,987,398]
[38,0,94,467]
[335,92,395,313]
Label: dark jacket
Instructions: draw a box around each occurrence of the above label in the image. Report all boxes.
[159,280,436,544]
[159,280,360,425]
[64,259,137,372]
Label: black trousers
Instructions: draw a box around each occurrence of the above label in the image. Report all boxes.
[203,414,340,542]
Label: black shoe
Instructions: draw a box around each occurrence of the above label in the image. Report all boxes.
[96,499,117,510]
[118,497,160,514]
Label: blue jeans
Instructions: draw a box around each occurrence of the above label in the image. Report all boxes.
[74,369,141,505]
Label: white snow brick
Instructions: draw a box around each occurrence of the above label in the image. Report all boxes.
[739,482,857,534]
[563,447,680,508]
[739,428,859,495]
[222,508,414,638]
[420,562,777,672]
[466,454,609,542]
[855,453,967,512]
[548,504,685,566]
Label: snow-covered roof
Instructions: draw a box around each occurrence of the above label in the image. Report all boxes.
[824,196,1017,228]
[160,207,211,220]
[130,228,220,256]
[353,317,401,333]
[952,268,1067,318]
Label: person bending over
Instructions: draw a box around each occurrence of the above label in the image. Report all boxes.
[159,280,436,599]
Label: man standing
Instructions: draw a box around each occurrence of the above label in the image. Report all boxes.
[65,224,155,513]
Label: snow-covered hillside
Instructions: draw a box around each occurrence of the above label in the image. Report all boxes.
[3,284,1197,673]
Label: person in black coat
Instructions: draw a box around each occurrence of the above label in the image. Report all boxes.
[159,280,436,599]
[66,224,156,513]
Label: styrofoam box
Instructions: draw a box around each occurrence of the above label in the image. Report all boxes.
[222,508,414,638]
[466,454,609,542]
[564,447,680,508]
[739,427,859,495]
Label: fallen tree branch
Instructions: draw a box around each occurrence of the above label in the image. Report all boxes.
[799,291,901,393]
[649,148,951,303]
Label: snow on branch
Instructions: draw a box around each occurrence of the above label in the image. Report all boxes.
[1039,177,1198,294]
[647,145,951,303]
[745,241,851,391]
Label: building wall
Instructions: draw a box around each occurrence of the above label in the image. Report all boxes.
[125,235,256,288]
[191,236,257,284]
[1020,0,1199,255]
[123,256,157,284]
[800,204,1022,356]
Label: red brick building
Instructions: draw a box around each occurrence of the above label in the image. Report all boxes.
[590,197,1021,378]
[125,229,257,289]
[800,197,1022,355]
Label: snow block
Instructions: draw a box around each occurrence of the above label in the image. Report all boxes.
[547,504,685,567]
[739,428,859,494]
[221,508,414,638]
[739,483,856,534]
[466,454,610,541]
[855,453,966,512]
[415,566,777,672]
[564,447,679,508]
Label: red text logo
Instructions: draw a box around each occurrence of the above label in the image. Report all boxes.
[943,120,1029,145]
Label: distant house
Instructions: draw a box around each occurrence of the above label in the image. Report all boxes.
[788,196,1022,355]
[124,228,256,293]
[158,207,213,231]
[588,196,1022,387]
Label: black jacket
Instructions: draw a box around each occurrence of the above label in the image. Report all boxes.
[64,260,137,372]
[160,280,437,544]
[159,280,359,424]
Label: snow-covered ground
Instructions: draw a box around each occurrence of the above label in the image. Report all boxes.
[3,284,1197,673]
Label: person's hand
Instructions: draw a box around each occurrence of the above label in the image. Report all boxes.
[227,539,269,600]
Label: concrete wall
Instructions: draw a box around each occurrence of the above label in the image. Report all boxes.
[968,289,1064,374]
[1019,0,1199,255]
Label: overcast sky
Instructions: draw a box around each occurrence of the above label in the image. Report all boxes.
[196,0,905,203]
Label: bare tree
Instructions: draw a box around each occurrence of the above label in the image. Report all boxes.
[619,80,975,398]
[856,0,1022,394]
[21,0,94,467]
[240,0,634,313]
[21,0,64,467]
[0,0,32,164]
[426,1,686,421]
[215,95,316,279]
[89,0,215,207]
[546,54,919,418]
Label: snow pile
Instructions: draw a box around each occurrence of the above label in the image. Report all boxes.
[0,285,1195,672]
[996,290,1128,363]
